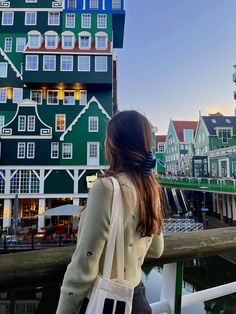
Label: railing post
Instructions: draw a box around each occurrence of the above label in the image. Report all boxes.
[175,261,183,314]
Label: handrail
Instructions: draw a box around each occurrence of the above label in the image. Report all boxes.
[0,227,236,289]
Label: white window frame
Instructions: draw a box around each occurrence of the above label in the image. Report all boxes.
[112,0,122,9]
[80,90,87,106]
[87,142,100,165]
[66,13,75,28]
[0,88,7,103]
[16,37,26,52]
[81,14,91,28]
[27,116,35,132]
[25,55,39,71]
[26,0,37,2]
[0,116,5,130]
[89,116,99,132]
[0,63,8,78]
[95,34,108,50]
[4,37,12,52]
[62,35,75,49]
[27,142,35,159]
[48,12,60,26]
[30,90,42,104]
[89,0,99,9]
[60,55,73,71]
[2,12,14,26]
[51,142,59,159]
[47,90,59,105]
[79,35,91,49]
[28,34,41,48]
[68,0,77,9]
[95,56,108,72]
[25,12,37,25]
[18,116,26,132]
[63,90,75,105]
[45,35,58,49]
[13,88,23,103]
[78,56,90,71]
[62,143,73,159]
[55,114,66,132]
[97,14,107,29]
[17,143,26,159]
[43,55,56,71]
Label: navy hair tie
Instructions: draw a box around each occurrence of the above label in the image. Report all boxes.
[143,151,156,176]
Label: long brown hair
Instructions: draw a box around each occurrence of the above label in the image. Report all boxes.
[105,110,164,236]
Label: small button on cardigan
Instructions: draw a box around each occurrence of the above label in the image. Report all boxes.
[56,173,164,314]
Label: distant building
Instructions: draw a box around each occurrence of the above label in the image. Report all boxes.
[155,135,166,174]
[165,120,198,175]
[0,0,126,229]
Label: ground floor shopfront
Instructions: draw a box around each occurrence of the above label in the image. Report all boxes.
[0,166,106,230]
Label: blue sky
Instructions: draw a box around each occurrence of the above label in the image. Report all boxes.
[116,0,236,133]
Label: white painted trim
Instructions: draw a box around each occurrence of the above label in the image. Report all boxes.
[88,116,99,132]
[62,143,73,159]
[60,96,111,140]
[1,11,14,25]
[78,55,90,72]
[55,114,66,132]
[0,8,63,12]
[4,37,12,52]
[47,11,60,26]
[50,142,59,159]
[18,115,26,132]
[66,169,74,180]
[0,47,22,79]
[16,37,26,53]
[95,32,108,50]
[25,11,37,26]
[95,55,108,72]
[60,55,73,71]
[0,88,7,103]
[97,14,107,29]
[26,142,35,159]
[27,115,36,132]
[30,89,42,104]
[81,13,91,28]
[1,135,52,139]
[65,13,75,28]
[80,90,87,106]
[78,31,92,49]
[63,90,75,105]
[43,55,56,71]
[17,142,26,159]
[87,142,100,166]
[24,50,112,56]
[13,88,23,103]
[47,90,59,105]
[78,169,86,181]
[25,54,39,71]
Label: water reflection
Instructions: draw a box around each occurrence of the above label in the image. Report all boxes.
[0,256,236,314]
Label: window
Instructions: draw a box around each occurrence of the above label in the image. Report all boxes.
[2,12,14,25]
[0,63,8,77]
[158,143,165,152]
[95,56,107,72]
[27,142,35,158]
[47,90,59,105]
[17,143,26,159]
[79,35,91,49]
[27,116,35,131]
[18,116,26,131]
[28,35,41,48]
[31,90,42,104]
[66,14,75,28]
[183,129,193,143]
[62,143,72,159]
[95,35,108,49]
[112,0,121,9]
[0,89,7,103]
[88,142,99,159]
[62,35,74,49]
[68,0,76,9]
[226,119,231,124]
[64,91,75,105]
[0,116,5,130]
[13,88,23,103]
[78,56,90,71]
[25,55,38,71]
[89,116,98,132]
[56,114,65,131]
[90,0,98,9]
[211,119,216,124]
[217,129,232,143]
[16,38,26,52]
[43,55,56,71]
[81,14,91,28]
[26,0,37,2]
[51,142,59,159]
[61,56,73,71]
[97,14,107,28]
[4,38,12,52]
[25,12,37,25]
[80,90,87,106]
[48,12,60,26]
[45,35,57,48]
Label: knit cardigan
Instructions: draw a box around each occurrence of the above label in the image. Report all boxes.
[56,173,164,314]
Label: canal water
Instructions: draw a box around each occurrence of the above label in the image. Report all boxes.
[0,256,236,314]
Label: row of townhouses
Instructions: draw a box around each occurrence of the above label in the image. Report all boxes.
[0,0,126,229]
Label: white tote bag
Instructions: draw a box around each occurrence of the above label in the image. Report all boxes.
[84,177,134,314]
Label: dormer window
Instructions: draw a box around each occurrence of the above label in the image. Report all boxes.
[28,31,42,48]
[95,32,108,50]
[62,31,75,49]
[79,32,91,49]
[45,31,58,49]
[183,129,193,143]
[217,128,232,143]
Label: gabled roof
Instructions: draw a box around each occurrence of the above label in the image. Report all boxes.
[0,47,22,80]
[202,116,236,135]
[172,120,198,142]
[60,96,111,141]
[155,135,166,144]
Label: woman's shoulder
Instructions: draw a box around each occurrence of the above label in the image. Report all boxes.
[90,176,114,193]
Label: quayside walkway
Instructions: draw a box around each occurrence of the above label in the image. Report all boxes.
[0,227,236,314]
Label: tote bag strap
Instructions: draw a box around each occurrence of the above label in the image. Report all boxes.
[102,177,125,281]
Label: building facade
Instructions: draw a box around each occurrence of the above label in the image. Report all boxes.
[155,135,166,174]
[165,120,197,175]
[0,0,125,229]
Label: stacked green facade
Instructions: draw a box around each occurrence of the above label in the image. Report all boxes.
[0,0,125,228]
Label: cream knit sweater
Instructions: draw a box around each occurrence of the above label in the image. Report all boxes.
[56,173,164,314]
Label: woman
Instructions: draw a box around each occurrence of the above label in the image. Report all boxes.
[56,110,164,314]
